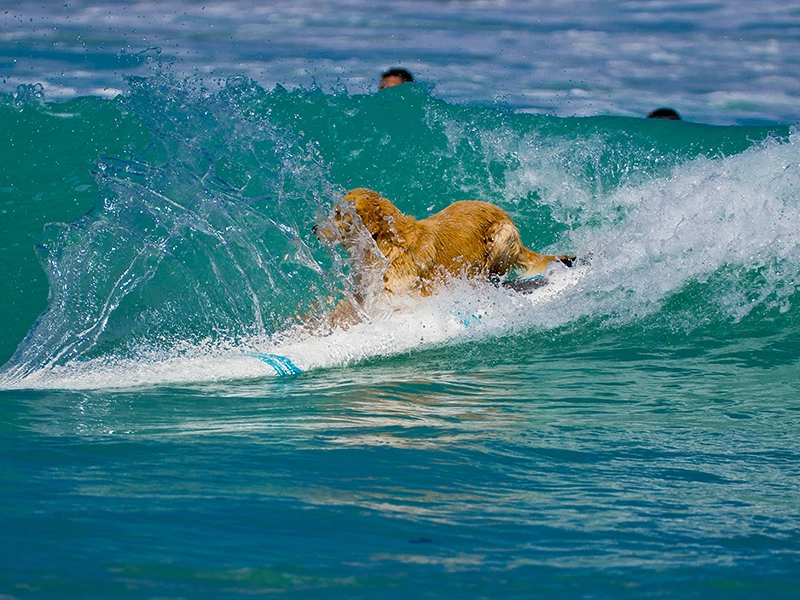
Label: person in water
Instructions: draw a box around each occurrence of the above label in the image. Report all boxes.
[647,107,682,120]
[379,67,414,90]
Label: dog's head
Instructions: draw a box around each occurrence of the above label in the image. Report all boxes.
[313,189,401,302]
[316,188,410,250]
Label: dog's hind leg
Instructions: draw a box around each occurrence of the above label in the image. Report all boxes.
[486,222,525,276]
[516,247,577,279]
[485,222,567,279]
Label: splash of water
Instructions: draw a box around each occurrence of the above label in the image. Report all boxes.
[0,74,349,382]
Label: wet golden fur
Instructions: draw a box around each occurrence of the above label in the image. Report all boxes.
[325,188,574,298]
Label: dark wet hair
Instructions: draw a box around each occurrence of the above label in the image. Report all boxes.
[647,107,681,120]
[381,68,414,83]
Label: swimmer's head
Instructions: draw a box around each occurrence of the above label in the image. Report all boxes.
[647,107,682,120]
[379,67,414,90]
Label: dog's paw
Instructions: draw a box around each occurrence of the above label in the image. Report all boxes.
[558,253,592,268]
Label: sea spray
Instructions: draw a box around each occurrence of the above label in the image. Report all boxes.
[562,130,800,329]
[0,74,350,382]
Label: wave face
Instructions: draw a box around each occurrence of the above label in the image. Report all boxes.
[0,76,797,387]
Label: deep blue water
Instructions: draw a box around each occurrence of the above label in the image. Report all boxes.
[2,1,800,598]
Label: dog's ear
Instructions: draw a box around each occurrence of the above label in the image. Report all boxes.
[343,188,417,253]
[361,211,407,250]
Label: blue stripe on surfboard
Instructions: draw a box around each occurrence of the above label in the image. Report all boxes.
[253,353,302,376]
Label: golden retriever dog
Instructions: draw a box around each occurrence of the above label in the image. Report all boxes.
[320,188,575,300]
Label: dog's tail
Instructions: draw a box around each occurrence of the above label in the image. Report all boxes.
[516,247,577,279]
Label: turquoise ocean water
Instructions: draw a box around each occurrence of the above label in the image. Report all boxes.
[2,1,800,597]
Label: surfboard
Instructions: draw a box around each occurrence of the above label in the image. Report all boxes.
[249,266,585,377]
[501,274,547,293]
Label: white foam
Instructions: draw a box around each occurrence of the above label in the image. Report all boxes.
[548,130,800,323]
[1,266,585,390]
